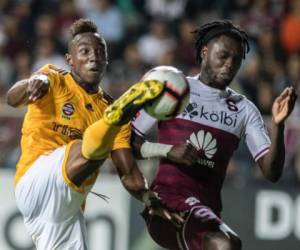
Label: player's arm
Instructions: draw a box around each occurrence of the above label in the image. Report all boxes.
[6,73,49,107]
[68,139,183,225]
[111,147,150,201]
[257,87,297,182]
[132,131,199,166]
[131,110,199,166]
[111,147,184,225]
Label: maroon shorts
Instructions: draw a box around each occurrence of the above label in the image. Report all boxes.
[142,204,222,250]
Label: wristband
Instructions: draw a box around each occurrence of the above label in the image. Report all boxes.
[140,142,173,158]
[31,74,49,84]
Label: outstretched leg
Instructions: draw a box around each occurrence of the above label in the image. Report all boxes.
[67,80,164,185]
[103,79,164,126]
[82,79,164,159]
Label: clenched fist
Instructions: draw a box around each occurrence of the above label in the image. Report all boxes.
[27,74,50,102]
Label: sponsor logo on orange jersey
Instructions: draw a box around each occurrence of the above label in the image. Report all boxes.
[52,122,82,139]
[62,102,75,120]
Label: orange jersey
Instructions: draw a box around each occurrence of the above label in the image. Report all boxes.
[15,64,131,185]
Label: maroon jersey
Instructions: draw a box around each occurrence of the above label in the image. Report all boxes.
[133,76,270,215]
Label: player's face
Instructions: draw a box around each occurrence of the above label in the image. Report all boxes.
[201,35,243,89]
[67,32,108,86]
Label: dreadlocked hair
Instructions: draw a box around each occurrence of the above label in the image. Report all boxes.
[69,18,98,38]
[192,20,250,65]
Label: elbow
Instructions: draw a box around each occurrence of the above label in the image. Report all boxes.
[6,90,19,107]
[264,171,282,183]
[6,94,17,107]
[259,159,284,183]
[267,176,280,183]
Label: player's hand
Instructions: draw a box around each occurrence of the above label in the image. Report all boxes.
[272,86,297,124]
[143,191,184,227]
[27,73,50,102]
[167,142,199,166]
[148,207,184,228]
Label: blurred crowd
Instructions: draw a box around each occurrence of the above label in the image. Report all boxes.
[0,0,300,185]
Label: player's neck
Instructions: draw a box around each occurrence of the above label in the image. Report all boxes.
[71,72,99,94]
[198,73,226,91]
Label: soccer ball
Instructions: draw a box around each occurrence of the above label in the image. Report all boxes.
[142,66,190,120]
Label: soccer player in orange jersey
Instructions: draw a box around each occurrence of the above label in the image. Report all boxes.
[6,19,183,250]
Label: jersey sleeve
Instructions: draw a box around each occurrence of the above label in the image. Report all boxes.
[131,110,158,136]
[244,102,271,162]
[112,123,131,150]
[31,64,70,108]
[26,64,59,109]
[34,64,60,89]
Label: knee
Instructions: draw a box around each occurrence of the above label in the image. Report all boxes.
[203,232,242,250]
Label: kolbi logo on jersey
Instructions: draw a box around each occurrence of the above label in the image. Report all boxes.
[199,106,237,128]
[62,102,75,120]
[183,102,238,128]
[182,102,198,119]
[189,130,217,168]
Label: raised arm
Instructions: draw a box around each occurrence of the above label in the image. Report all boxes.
[257,86,297,182]
[6,73,49,107]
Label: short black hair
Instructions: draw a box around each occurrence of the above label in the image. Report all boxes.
[192,20,250,65]
[69,18,98,38]
[68,19,102,51]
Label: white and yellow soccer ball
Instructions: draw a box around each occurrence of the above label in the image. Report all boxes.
[142,66,190,120]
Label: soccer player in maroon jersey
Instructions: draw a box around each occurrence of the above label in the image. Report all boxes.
[132,20,297,250]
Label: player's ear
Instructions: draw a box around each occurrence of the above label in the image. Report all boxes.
[201,46,208,59]
[65,53,73,66]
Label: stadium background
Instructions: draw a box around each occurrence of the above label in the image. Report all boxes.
[0,0,299,249]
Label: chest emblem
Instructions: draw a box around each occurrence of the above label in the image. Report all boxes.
[62,102,75,120]
[189,130,217,167]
